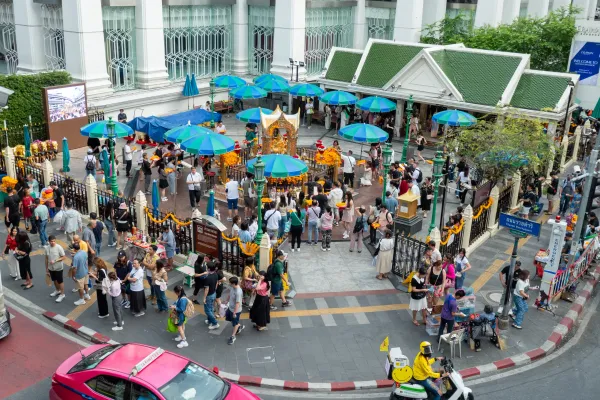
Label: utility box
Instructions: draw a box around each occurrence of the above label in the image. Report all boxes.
[385,347,410,379]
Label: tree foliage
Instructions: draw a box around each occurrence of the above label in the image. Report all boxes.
[421,6,579,72]
[444,114,552,185]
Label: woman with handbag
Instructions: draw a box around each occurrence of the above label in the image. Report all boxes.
[442,254,455,295]
[107,271,124,331]
[375,229,394,280]
[4,226,20,280]
[15,231,33,290]
[153,259,169,313]
[454,248,471,289]
[426,260,446,311]
[89,259,110,319]
[410,268,429,326]
[128,259,146,317]
[114,250,132,309]
[115,203,133,250]
[170,285,190,348]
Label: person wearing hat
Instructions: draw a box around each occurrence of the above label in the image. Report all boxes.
[413,341,448,400]
[269,250,290,310]
[115,203,133,250]
[84,149,97,180]
[499,260,522,315]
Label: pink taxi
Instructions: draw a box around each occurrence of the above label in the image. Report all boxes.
[49,343,260,400]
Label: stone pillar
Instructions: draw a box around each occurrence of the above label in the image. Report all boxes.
[487,185,500,229]
[461,205,473,249]
[527,0,550,18]
[62,0,113,97]
[353,0,367,49]
[14,0,46,74]
[135,190,147,232]
[430,227,441,250]
[559,134,568,172]
[393,0,423,43]
[422,0,447,28]
[474,0,505,28]
[4,147,16,179]
[232,0,249,76]
[395,99,405,136]
[259,233,271,272]
[547,121,557,139]
[546,146,556,180]
[271,0,306,80]
[135,0,169,89]
[502,0,521,24]
[552,0,573,10]
[41,159,53,187]
[85,174,99,216]
[572,126,582,164]
[510,171,521,209]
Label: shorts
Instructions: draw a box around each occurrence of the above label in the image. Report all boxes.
[372,160,380,168]
[75,276,87,291]
[244,196,255,208]
[216,283,224,299]
[547,193,555,201]
[226,308,241,327]
[227,198,239,210]
[49,269,64,284]
[271,281,283,295]
[165,248,175,258]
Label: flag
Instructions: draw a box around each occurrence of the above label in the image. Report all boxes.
[380,336,389,352]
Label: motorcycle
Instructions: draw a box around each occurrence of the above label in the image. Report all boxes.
[389,358,474,400]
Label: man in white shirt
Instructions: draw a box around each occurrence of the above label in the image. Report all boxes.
[327,181,344,225]
[216,121,226,135]
[411,160,422,186]
[204,101,211,112]
[186,166,205,209]
[263,203,281,240]
[341,150,356,189]
[409,181,421,206]
[225,178,240,221]
[124,139,133,178]
[84,149,97,180]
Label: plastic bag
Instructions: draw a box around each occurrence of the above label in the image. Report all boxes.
[53,210,64,225]
[167,315,178,333]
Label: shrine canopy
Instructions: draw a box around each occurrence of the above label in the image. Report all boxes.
[260,105,300,132]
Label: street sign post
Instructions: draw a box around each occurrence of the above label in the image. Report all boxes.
[499,213,542,237]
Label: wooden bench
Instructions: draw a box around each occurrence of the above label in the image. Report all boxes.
[311,111,325,124]
[213,101,233,114]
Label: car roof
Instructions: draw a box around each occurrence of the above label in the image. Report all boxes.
[98,343,189,389]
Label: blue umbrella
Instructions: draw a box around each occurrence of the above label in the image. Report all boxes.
[62,137,70,173]
[289,83,324,98]
[255,79,291,93]
[206,189,215,217]
[213,75,246,89]
[356,96,396,113]
[432,109,477,127]
[229,85,268,100]
[80,119,133,138]
[253,74,287,84]
[236,107,273,124]
[24,125,31,157]
[100,148,110,178]
[319,90,357,106]
[190,74,200,108]
[246,154,308,178]
[152,179,160,217]
[164,123,214,144]
[339,123,389,143]
[182,74,194,97]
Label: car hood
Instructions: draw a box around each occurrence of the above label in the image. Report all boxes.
[55,344,108,376]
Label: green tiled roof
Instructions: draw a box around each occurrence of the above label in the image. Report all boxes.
[431,50,522,106]
[325,51,363,83]
[510,73,570,111]
[356,43,423,88]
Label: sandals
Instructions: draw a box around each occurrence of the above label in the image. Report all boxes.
[23,285,34,290]
[412,320,420,326]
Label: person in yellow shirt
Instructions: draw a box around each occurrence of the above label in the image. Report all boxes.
[412,341,448,400]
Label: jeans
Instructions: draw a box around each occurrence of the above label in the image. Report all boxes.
[559,195,571,215]
[146,275,155,297]
[279,214,287,238]
[38,219,48,245]
[95,241,102,256]
[154,284,169,311]
[125,160,132,177]
[290,225,302,249]
[105,219,115,245]
[438,317,455,341]
[513,295,528,326]
[414,379,440,400]
[307,220,319,243]
[144,174,152,193]
[86,169,96,180]
[455,274,465,290]
[189,189,201,207]
[204,292,217,326]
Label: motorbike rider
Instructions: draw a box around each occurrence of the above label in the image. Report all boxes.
[413,341,448,400]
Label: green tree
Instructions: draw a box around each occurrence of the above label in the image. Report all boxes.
[444,114,553,185]
[421,6,579,72]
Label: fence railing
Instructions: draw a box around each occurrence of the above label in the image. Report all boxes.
[97,188,137,227]
[3,123,49,147]
[565,136,575,159]
[439,220,464,259]
[88,109,106,123]
[548,237,599,302]
[144,208,193,255]
[496,184,512,221]
[229,164,246,185]
[15,161,45,189]
[52,173,89,215]
[391,230,428,279]
[220,234,247,277]
[469,204,490,245]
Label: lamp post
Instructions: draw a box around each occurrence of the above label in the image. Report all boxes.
[429,150,445,234]
[381,142,392,200]
[401,95,414,164]
[253,156,266,252]
[209,78,216,128]
[106,117,119,195]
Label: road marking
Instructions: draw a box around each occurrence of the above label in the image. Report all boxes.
[66,291,98,321]
[470,259,505,293]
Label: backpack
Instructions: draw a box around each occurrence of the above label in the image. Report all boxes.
[353,215,364,233]
[265,263,275,282]
[415,168,422,184]
[85,156,95,171]
[183,297,195,318]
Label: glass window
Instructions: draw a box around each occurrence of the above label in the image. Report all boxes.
[130,383,159,400]
[69,345,123,374]
[160,362,228,400]
[86,375,128,400]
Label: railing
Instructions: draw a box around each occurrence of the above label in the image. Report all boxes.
[220,234,247,277]
[3,124,49,147]
[145,208,193,255]
[53,173,89,215]
[439,220,464,259]
[0,152,5,172]
[229,164,246,184]
[88,109,106,123]
[469,203,490,245]
[391,230,428,279]
[97,188,137,227]
[15,161,45,188]
[496,184,512,221]
[239,147,252,166]
[548,236,600,302]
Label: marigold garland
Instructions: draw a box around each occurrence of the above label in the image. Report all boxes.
[440,219,465,246]
[221,232,260,256]
[144,207,192,226]
[315,147,341,166]
[472,197,493,220]
[266,172,307,186]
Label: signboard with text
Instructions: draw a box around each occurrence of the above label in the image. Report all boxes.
[193,221,221,259]
[569,41,600,86]
[499,213,541,237]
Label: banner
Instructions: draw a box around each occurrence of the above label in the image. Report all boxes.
[569,41,600,86]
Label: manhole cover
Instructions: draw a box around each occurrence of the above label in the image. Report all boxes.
[489,292,502,303]
[247,346,275,364]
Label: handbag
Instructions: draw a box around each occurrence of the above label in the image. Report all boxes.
[373,241,381,257]
[155,279,167,292]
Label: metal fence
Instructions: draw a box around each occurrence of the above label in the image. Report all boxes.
[88,109,106,123]
[391,230,428,278]
[3,124,49,148]
[548,237,599,302]
[96,188,137,227]
[220,235,247,277]
[52,173,89,215]
[144,208,193,255]
[15,161,45,188]
[469,205,490,245]
[565,136,575,159]
[496,184,512,221]
[439,225,464,259]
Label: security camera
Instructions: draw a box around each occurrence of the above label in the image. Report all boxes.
[0,86,14,108]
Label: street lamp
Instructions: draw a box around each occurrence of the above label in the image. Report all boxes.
[253,156,266,253]
[401,95,414,164]
[289,58,305,82]
[209,78,216,128]
[429,150,445,234]
[381,142,393,200]
[106,117,119,195]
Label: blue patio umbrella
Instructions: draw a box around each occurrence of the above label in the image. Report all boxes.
[23,125,31,157]
[190,74,199,96]
[80,119,133,139]
[213,75,246,89]
[319,90,358,106]
[182,74,194,97]
[289,83,324,98]
[255,79,290,93]
[62,137,70,173]
[236,107,273,124]
[229,85,268,100]
[152,179,160,217]
[356,96,396,113]
[246,154,308,178]
[432,109,477,127]
[100,147,110,178]
[180,130,236,155]
[339,123,389,143]
[206,189,215,217]
[164,123,214,144]
[253,74,287,84]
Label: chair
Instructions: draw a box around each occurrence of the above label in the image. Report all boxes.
[437,328,465,359]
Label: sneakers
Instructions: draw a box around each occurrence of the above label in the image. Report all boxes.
[55,294,65,303]
[112,326,123,331]
[174,335,183,342]
[290,248,295,252]
[227,217,233,222]
[134,312,145,317]
[296,248,300,253]
[282,301,292,307]
[238,324,245,334]
[50,290,60,297]
[205,319,210,325]
[123,301,131,309]
[72,288,79,293]
[177,341,189,348]
[270,305,277,311]
[113,321,125,326]
[512,323,522,329]
[74,299,86,306]
[326,248,331,251]
[121,298,127,305]
[209,324,220,330]
[322,248,327,252]
[108,242,117,247]
[228,336,236,345]
[84,293,91,300]
[98,314,109,319]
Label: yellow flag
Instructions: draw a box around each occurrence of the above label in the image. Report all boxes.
[380,336,389,352]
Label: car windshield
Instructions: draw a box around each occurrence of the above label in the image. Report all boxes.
[160,362,228,400]
[68,345,123,374]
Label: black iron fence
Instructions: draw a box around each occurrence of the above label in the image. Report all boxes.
[145,208,193,255]
[220,235,247,277]
[15,162,45,188]
[469,205,490,245]
[496,184,512,221]
[3,123,49,148]
[53,173,89,215]
[391,231,428,278]
[97,188,137,227]
[229,165,246,184]
[239,147,252,166]
[439,226,464,259]
[88,109,106,123]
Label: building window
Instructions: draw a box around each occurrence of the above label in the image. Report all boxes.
[305,8,354,77]
[248,6,274,76]
[163,5,232,82]
[102,6,136,91]
[366,7,395,40]
[0,2,17,75]
[41,4,65,71]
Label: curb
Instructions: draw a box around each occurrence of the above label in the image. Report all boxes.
[41,265,600,392]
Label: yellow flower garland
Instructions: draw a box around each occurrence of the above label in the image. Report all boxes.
[144,208,192,226]
[266,172,307,186]
[221,232,260,256]
[472,197,493,220]
[315,147,342,166]
[440,219,465,246]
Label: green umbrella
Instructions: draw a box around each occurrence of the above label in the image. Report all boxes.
[246,154,308,178]
[80,117,133,139]
[592,97,600,119]
[62,137,70,173]
[24,125,31,157]
[180,131,236,155]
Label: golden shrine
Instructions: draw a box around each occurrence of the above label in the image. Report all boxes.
[260,105,300,156]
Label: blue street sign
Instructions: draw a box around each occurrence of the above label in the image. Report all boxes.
[499,213,541,237]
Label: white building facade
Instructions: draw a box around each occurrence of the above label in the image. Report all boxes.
[0,0,584,118]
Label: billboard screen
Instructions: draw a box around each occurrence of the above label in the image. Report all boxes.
[46,84,87,122]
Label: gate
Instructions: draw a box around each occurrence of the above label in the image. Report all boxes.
[391,231,428,278]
